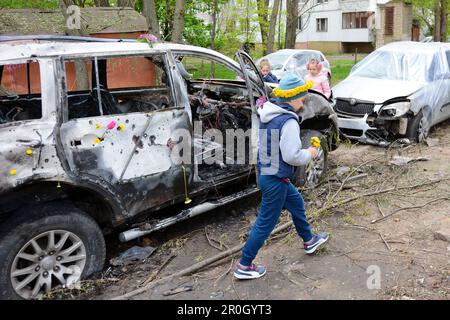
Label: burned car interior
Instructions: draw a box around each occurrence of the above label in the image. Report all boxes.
[0,62,43,124]
[179,55,256,181]
[66,55,173,120]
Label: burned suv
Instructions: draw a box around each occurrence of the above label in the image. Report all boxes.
[0,36,338,299]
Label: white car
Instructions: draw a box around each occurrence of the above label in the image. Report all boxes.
[333,41,450,146]
[256,49,331,81]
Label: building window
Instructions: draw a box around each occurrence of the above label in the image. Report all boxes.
[297,15,303,30]
[316,18,328,32]
[342,12,372,29]
[385,7,394,36]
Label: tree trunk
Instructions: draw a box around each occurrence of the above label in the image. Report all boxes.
[172,0,186,43]
[434,0,442,41]
[211,0,218,76]
[285,0,298,48]
[439,0,447,42]
[142,0,160,36]
[117,0,134,7]
[256,0,270,55]
[59,0,89,91]
[267,0,281,54]
[278,0,283,49]
[94,0,110,6]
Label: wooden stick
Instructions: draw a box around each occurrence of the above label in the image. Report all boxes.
[376,198,386,217]
[328,156,384,204]
[379,233,391,252]
[205,227,224,251]
[371,197,449,224]
[139,253,176,287]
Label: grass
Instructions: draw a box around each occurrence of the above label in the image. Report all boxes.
[330,59,359,86]
[183,58,237,80]
[329,55,367,86]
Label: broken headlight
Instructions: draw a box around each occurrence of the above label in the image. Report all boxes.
[379,101,410,118]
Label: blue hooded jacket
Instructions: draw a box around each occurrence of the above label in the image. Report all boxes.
[257,99,311,179]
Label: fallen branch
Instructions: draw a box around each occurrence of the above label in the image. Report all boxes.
[328,155,385,204]
[371,197,450,224]
[205,227,224,251]
[379,233,391,252]
[376,198,386,217]
[139,253,176,287]
[214,257,234,287]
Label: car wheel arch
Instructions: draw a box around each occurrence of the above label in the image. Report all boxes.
[0,181,122,230]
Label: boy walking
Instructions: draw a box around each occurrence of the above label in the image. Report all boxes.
[234,74,329,280]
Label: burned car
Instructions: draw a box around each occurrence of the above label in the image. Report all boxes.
[0,36,338,299]
[333,41,450,145]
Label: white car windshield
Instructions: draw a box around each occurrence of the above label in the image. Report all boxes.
[350,50,441,82]
[264,52,292,70]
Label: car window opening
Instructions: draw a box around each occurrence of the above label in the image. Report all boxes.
[0,61,43,125]
[180,55,254,180]
[66,54,173,120]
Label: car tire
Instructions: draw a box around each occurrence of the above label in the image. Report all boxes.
[406,109,429,143]
[294,130,328,188]
[0,203,105,300]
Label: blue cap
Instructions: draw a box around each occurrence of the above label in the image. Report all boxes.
[272,73,313,102]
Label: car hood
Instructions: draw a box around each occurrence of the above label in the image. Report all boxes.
[333,77,424,104]
[271,69,285,79]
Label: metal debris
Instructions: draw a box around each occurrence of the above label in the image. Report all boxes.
[109,245,156,266]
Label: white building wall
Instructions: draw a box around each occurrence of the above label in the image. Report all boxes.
[298,10,343,42]
[297,0,382,43]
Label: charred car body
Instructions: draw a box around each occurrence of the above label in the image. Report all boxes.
[0,36,338,299]
[333,41,450,146]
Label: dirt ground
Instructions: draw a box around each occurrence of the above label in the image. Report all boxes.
[56,119,450,300]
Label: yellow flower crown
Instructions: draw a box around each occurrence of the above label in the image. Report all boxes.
[272,80,314,99]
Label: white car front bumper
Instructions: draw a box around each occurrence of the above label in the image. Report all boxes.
[337,114,389,146]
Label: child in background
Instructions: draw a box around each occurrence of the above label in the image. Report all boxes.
[304,58,331,99]
[259,59,279,83]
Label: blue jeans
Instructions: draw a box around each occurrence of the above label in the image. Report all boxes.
[240,175,314,266]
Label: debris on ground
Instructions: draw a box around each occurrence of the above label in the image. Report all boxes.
[434,230,450,242]
[389,155,430,166]
[162,285,193,296]
[345,173,368,183]
[110,246,156,266]
[425,138,440,147]
[335,166,351,179]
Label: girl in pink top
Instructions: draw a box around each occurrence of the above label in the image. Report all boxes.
[304,59,331,99]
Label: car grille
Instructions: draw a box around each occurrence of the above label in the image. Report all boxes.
[335,99,375,117]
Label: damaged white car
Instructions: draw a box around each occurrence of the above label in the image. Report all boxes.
[333,41,450,146]
[0,35,338,299]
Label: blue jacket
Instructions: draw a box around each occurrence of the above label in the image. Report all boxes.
[262,72,279,83]
[257,99,311,179]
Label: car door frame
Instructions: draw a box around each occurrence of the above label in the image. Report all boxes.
[57,50,194,217]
